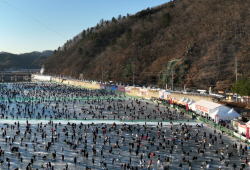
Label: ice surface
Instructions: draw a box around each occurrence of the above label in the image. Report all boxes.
[0,82,246,170]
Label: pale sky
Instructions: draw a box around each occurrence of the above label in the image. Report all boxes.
[0,0,169,54]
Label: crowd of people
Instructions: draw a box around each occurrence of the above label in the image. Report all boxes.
[0,82,247,170]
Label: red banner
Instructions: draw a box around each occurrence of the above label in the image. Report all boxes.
[196,105,208,113]
[246,127,249,139]
[215,115,219,124]
[118,85,125,93]
[100,84,106,89]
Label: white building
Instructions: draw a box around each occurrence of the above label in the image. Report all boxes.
[194,99,240,121]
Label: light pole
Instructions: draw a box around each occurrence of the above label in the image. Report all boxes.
[132,68,135,86]
[171,68,174,91]
[235,56,238,102]
[102,68,104,84]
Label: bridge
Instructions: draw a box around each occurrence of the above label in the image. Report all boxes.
[0,72,31,82]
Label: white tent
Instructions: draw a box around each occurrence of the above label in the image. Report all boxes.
[172,98,178,102]
[194,99,239,120]
[209,106,239,120]
[226,108,240,118]
[189,103,197,111]
[183,98,190,104]
[178,97,186,103]
[195,99,221,113]
[209,108,229,120]
[246,121,250,127]
[188,99,195,105]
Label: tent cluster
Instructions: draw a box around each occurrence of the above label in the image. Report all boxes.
[178,97,194,106]
[176,99,240,121]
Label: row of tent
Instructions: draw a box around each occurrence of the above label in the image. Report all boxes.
[173,98,240,121]
[178,97,195,105]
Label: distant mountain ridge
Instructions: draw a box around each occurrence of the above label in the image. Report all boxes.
[43,0,250,90]
[0,50,53,70]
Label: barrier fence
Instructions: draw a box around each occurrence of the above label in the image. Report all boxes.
[0,96,131,102]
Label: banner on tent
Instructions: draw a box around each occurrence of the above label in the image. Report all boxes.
[238,123,249,138]
[100,84,106,89]
[140,89,148,96]
[195,104,208,113]
[200,106,208,113]
[118,85,125,93]
[159,90,164,98]
[164,92,171,99]
[92,82,96,86]
[111,85,117,91]
[125,86,132,93]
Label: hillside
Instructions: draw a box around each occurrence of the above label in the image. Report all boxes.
[44,0,250,90]
[0,51,53,70]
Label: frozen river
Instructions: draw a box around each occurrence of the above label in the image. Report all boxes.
[0,82,248,170]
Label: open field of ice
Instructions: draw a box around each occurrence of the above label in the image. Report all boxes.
[0,82,247,170]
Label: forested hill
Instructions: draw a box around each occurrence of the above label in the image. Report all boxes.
[44,0,250,90]
[0,51,53,70]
